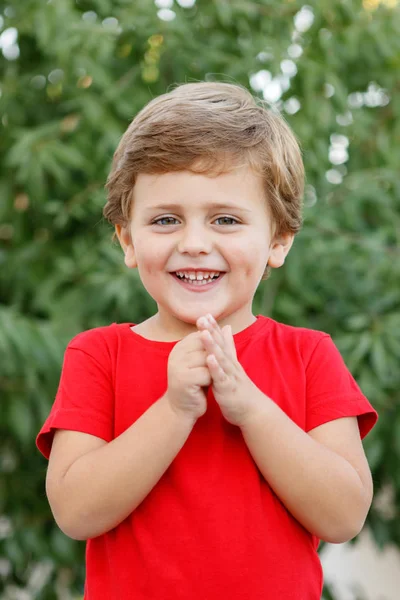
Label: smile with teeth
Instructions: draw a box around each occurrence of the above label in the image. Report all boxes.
[173,271,222,286]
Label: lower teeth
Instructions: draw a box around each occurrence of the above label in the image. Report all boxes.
[184,279,213,285]
[176,275,219,285]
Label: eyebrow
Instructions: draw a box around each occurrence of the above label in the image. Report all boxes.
[144,202,252,213]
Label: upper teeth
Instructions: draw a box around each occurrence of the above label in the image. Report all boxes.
[176,271,220,280]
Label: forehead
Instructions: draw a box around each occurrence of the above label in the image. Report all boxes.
[133,166,267,212]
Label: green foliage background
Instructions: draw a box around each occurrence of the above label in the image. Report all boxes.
[1,0,399,597]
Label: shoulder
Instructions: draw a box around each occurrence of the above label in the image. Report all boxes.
[68,323,118,348]
[66,323,133,361]
[261,317,331,362]
[266,317,327,342]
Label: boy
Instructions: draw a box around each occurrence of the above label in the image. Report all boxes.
[37,82,377,599]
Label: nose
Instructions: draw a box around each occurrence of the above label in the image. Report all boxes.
[177,223,212,256]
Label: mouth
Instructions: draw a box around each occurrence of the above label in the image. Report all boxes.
[170,270,225,289]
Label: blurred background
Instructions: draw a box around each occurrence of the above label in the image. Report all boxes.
[1,0,399,598]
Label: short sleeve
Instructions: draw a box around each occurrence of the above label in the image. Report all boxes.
[36,335,114,459]
[305,335,378,438]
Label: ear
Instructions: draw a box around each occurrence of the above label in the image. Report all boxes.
[267,233,294,269]
[115,224,137,269]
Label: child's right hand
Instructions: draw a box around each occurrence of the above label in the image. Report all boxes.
[165,331,211,421]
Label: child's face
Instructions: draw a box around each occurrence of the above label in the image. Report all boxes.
[116,165,293,335]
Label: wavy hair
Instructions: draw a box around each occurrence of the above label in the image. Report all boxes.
[104,82,304,279]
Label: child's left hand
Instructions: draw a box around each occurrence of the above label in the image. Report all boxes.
[196,314,260,427]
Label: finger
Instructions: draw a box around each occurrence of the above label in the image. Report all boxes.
[197,315,225,348]
[222,325,237,360]
[186,350,210,368]
[206,354,227,383]
[190,365,212,387]
[185,331,211,353]
[196,315,209,330]
[201,330,234,376]
[206,314,225,346]
[197,320,236,364]
[199,329,216,354]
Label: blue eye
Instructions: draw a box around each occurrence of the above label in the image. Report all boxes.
[214,216,239,225]
[152,216,179,226]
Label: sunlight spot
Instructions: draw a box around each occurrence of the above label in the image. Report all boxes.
[348,92,364,108]
[177,0,196,7]
[0,27,18,48]
[329,146,349,165]
[336,111,353,126]
[324,83,335,98]
[155,0,174,7]
[4,6,16,18]
[364,82,390,107]
[31,75,47,89]
[157,8,176,21]
[284,97,301,115]
[331,134,349,147]
[294,6,314,32]
[304,185,317,207]
[276,74,291,93]
[102,17,119,29]
[48,69,64,84]
[263,80,282,103]
[249,70,271,92]
[281,59,297,78]
[82,11,97,22]
[326,169,343,185]
[287,44,303,59]
[2,43,19,60]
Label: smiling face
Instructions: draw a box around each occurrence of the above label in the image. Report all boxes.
[116,166,294,339]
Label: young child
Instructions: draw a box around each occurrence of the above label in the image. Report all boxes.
[37,82,377,600]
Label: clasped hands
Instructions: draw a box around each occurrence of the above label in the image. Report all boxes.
[196,314,261,427]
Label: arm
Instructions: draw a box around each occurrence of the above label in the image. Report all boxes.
[46,393,196,541]
[46,330,210,541]
[197,314,374,544]
[240,393,373,543]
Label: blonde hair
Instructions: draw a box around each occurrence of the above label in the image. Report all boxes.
[104,82,304,279]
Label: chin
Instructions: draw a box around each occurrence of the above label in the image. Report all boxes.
[172,308,218,325]
[174,311,206,324]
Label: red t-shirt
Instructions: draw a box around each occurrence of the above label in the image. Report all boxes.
[37,316,377,600]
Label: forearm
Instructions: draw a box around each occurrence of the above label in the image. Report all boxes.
[58,393,196,540]
[240,390,370,543]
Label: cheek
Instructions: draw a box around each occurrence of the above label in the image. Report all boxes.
[225,236,269,272]
[137,253,164,275]
[133,233,171,273]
